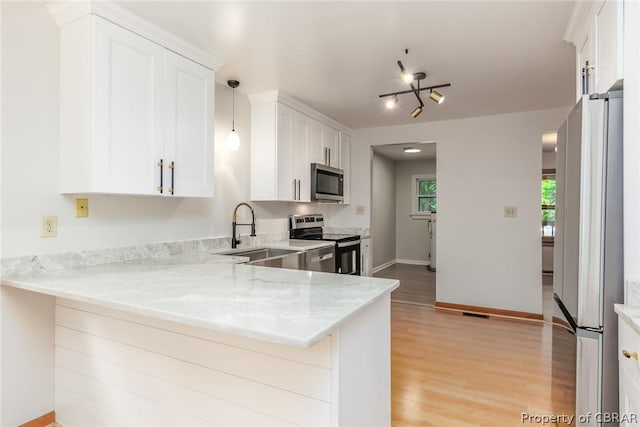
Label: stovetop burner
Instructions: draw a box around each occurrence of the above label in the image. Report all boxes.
[289,214,360,243]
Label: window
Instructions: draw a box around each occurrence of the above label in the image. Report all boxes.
[542,171,556,237]
[411,174,436,218]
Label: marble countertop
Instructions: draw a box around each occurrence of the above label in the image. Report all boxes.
[615,304,640,336]
[2,258,398,348]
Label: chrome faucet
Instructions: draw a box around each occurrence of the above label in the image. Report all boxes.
[231,202,256,248]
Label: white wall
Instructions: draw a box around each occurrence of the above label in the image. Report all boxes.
[332,107,569,315]
[542,151,557,169]
[0,2,335,259]
[395,158,436,263]
[371,152,396,268]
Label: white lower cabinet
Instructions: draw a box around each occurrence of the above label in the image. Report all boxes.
[58,14,215,197]
[618,315,640,424]
[620,365,640,426]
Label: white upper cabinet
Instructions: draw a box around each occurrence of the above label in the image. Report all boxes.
[566,0,624,98]
[91,17,165,195]
[595,0,624,93]
[339,132,351,205]
[165,51,215,197]
[250,98,311,202]
[249,91,351,203]
[50,2,221,197]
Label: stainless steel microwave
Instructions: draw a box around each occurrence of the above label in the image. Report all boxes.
[311,163,344,202]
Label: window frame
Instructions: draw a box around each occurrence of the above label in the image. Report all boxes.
[410,174,436,219]
[541,169,556,237]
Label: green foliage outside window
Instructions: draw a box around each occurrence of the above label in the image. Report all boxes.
[418,179,436,213]
[542,178,556,222]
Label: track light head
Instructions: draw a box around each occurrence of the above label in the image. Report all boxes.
[411,106,423,118]
[385,95,398,110]
[401,72,414,84]
[429,89,444,104]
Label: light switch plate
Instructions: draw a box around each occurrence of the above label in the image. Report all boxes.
[504,206,518,218]
[76,198,89,218]
[41,215,57,237]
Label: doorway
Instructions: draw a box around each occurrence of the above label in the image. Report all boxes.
[370,142,437,306]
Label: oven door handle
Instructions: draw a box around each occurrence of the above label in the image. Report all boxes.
[337,240,361,248]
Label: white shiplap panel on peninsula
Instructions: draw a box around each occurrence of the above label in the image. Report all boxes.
[55,304,332,400]
[56,346,292,426]
[57,297,332,368]
[56,366,210,425]
[55,301,332,425]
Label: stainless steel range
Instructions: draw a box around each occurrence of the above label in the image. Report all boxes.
[289,214,361,275]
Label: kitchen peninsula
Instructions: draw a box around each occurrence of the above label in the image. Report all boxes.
[0,246,398,426]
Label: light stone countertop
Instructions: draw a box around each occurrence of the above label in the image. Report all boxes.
[615,304,640,336]
[2,258,398,348]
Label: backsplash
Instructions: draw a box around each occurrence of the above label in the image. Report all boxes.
[626,279,640,307]
[0,231,288,278]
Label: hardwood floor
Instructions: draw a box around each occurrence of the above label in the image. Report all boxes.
[382,264,564,425]
[391,302,558,426]
[375,264,436,306]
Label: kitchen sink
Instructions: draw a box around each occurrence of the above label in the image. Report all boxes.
[219,247,303,262]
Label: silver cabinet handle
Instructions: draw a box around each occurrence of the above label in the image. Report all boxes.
[169,161,175,195]
[297,179,301,200]
[328,148,331,166]
[293,179,297,200]
[157,158,164,193]
[311,253,333,263]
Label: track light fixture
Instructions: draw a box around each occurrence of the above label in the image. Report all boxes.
[385,95,398,110]
[378,49,451,119]
[429,89,444,104]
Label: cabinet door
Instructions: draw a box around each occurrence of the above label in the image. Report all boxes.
[339,133,351,204]
[578,20,596,97]
[293,112,310,202]
[165,51,215,197]
[620,365,640,426]
[323,127,339,168]
[93,16,165,195]
[596,0,624,93]
[276,103,296,201]
[308,119,325,165]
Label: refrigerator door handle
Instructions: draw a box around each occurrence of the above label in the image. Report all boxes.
[554,292,578,333]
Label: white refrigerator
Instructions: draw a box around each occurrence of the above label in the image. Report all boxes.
[552,91,624,426]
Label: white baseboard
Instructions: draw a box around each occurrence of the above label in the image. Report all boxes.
[372,259,396,274]
[396,259,429,266]
[372,258,430,274]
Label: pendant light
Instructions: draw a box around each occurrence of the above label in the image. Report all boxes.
[227,80,240,151]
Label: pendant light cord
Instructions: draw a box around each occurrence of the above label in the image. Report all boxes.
[232,87,236,132]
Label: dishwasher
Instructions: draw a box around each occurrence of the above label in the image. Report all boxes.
[304,246,335,273]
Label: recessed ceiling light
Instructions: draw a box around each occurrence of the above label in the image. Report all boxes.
[404,147,421,153]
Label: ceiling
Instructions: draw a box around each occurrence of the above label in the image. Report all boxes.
[118,1,576,130]
[373,142,437,161]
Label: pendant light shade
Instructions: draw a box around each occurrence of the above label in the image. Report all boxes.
[227,130,240,151]
[227,80,240,151]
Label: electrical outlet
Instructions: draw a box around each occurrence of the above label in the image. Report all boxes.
[76,198,89,218]
[356,206,365,215]
[504,206,518,218]
[41,215,57,237]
